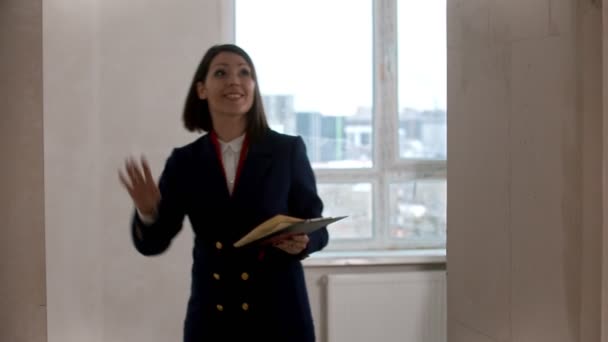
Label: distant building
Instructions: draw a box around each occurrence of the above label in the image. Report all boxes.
[343,106,373,162]
[296,112,345,163]
[399,108,446,159]
[261,94,446,163]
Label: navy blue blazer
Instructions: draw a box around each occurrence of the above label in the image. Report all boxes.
[131,130,328,342]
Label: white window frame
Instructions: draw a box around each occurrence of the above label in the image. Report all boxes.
[227,0,447,251]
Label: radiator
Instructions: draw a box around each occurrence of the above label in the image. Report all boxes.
[325,271,446,342]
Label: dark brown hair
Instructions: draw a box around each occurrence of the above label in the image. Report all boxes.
[182,44,269,140]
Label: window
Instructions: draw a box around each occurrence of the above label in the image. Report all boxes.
[234,0,446,250]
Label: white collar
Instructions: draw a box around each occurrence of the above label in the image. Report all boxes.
[218,134,245,153]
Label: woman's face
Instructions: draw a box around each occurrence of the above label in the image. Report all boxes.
[197,52,256,119]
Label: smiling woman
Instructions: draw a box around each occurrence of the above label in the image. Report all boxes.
[118,44,329,342]
[197,53,255,120]
[182,44,269,142]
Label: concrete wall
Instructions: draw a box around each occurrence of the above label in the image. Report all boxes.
[0,1,47,341]
[447,0,603,341]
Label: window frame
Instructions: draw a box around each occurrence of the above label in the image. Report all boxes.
[228,0,447,251]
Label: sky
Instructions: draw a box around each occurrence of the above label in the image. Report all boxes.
[235,0,446,116]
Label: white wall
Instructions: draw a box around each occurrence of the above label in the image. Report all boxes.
[43,1,222,341]
[97,2,221,341]
[448,0,603,341]
[44,1,102,341]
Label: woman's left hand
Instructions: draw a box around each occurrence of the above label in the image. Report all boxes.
[272,234,309,255]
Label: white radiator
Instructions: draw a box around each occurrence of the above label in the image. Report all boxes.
[325,271,446,342]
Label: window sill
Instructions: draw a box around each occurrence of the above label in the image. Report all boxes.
[302,248,446,267]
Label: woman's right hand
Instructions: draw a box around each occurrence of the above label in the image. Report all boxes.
[118,156,161,217]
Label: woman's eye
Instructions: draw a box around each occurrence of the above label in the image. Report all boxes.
[239,68,251,77]
[213,69,226,77]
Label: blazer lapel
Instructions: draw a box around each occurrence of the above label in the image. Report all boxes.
[233,135,273,201]
[196,135,231,200]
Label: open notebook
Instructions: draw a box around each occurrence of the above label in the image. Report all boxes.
[233,214,347,248]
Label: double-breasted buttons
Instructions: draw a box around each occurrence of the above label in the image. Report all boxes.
[211,242,253,314]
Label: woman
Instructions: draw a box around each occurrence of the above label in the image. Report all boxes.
[119,44,328,341]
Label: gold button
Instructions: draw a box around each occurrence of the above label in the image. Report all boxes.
[216,304,224,312]
[241,272,249,281]
[213,273,220,280]
[215,241,223,250]
[242,303,249,311]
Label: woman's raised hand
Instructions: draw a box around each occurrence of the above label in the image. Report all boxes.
[118,156,161,217]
